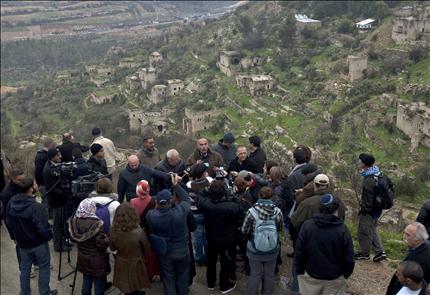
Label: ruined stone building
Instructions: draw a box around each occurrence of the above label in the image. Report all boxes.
[89,93,116,105]
[167,79,184,96]
[216,51,241,77]
[128,109,174,135]
[396,101,430,149]
[148,85,168,104]
[127,75,140,91]
[137,67,156,90]
[236,75,275,96]
[183,108,222,134]
[295,14,322,33]
[392,5,430,44]
[149,51,163,67]
[347,55,368,82]
[119,59,140,68]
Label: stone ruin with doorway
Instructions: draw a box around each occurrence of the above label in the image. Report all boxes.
[396,101,430,150]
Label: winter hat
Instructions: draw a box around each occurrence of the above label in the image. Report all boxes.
[155,189,172,204]
[223,132,235,144]
[359,153,375,167]
[47,148,60,160]
[90,143,103,155]
[92,127,101,136]
[320,194,334,206]
[136,180,150,199]
[314,174,329,185]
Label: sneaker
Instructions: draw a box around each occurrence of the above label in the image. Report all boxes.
[30,269,37,278]
[373,251,387,262]
[355,253,370,260]
[105,282,113,291]
[221,283,236,294]
[208,287,215,291]
[49,290,58,295]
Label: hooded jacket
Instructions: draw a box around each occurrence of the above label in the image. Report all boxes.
[6,193,52,248]
[294,213,355,280]
[211,140,237,167]
[117,164,169,203]
[68,217,110,277]
[1,180,22,216]
[197,190,242,247]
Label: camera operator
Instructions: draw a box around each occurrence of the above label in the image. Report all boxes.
[58,132,89,163]
[71,148,89,179]
[43,148,71,252]
[86,144,108,176]
[197,179,242,293]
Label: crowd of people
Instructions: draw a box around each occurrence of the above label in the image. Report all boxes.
[1,128,430,295]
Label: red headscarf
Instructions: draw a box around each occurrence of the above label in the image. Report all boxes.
[136,180,150,199]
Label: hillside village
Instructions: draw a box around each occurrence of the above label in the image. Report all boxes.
[1,1,430,203]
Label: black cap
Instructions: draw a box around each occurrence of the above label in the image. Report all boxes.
[92,127,101,136]
[359,153,375,166]
[223,133,235,144]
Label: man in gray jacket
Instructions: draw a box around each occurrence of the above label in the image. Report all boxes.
[211,133,237,168]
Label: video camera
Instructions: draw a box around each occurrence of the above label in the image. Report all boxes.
[51,162,76,178]
[214,167,236,197]
[71,172,105,199]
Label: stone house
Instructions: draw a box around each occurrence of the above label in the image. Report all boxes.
[347,55,368,82]
[137,67,156,90]
[127,76,140,91]
[396,101,430,150]
[89,93,116,105]
[149,51,163,67]
[391,5,430,44]
[216,51,241,77]
[167,79,184,96]
[295,14,322,33]
[183,108,222,134]
[236,74,275,96]
[148,85,168,104]
[128,109,173,135]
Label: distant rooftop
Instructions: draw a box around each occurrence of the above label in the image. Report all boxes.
[295,14,321,23]
[356,18,376,26]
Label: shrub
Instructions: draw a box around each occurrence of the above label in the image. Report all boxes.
[395,176,420,199]
[337,19,354,34]
[409,48,427,63]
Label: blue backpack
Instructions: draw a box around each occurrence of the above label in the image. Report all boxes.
[95,200,115,235]
[248,208,279,254]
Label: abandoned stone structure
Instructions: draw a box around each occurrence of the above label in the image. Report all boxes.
[149,51,163,67]
[167,79,184,96]
[347,55,368,82]
[137,67,157,90]
[216,51,241,77]
[119,59,140,68]
[240,56,267,70]
[89,93,116,105]
[295,14,322,33]
[128,109,174,135]
[392,5,430,44]
[396,101,430,150]
[183,108,222,134]
[127,75,140,91]
[236,75,275,96]
[148,85,168,104]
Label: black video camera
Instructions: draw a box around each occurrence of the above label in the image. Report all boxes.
[71,172,105,199]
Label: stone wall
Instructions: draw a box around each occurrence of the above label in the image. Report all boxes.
[396,101,430,149]
[183,108,221,134]
[347,55,367,82]
[148,85,167,104]
[167,79,184,96]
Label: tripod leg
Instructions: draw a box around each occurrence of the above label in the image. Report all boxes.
[57,207,64,281]
[70,265,78,295]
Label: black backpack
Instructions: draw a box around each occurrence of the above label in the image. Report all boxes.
[373,173,395,210]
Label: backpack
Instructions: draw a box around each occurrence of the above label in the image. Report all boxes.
[95,200,115,235]
[373,173,395,210]
[248,207,279,254]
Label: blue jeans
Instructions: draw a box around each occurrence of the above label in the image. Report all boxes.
[193,223,208,263]
[82,274,106,295]
[19,242,51,295]
[158,247,190,295]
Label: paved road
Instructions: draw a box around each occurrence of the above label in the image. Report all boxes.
[1,224,293,294]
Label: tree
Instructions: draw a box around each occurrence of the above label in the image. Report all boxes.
[238,14,255,36]
[337,19,354,34]
[278,13,296,48]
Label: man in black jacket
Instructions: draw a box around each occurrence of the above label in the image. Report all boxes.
[57,132,89,163]
[155,149,187,192]
[417,199,430,237]
[248,135,266,173]
[197,180,242,293]
[386,222,430,295]
[387,261,428,295]
[117,155,169,202]
[6,177,57,295]
[295,194,355,295]
[85,143,108,176]
[1,167,25,217]
[34,138,56,212]
[43,148,70,252]
[212,133,237,168]
[228,145,260,174]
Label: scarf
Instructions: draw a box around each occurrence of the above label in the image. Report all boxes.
[75,198,99,219]
[136,180,151,199]
[361,165,381,177]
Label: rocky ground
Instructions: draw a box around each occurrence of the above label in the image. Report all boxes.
[1,224,395,295]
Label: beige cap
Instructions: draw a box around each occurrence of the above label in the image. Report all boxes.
[314,174,329,185]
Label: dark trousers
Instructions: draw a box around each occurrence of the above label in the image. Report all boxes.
[158,247,190,295]
[207,242,236,291]
[19,242,51,295]
[81,275,106,295]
